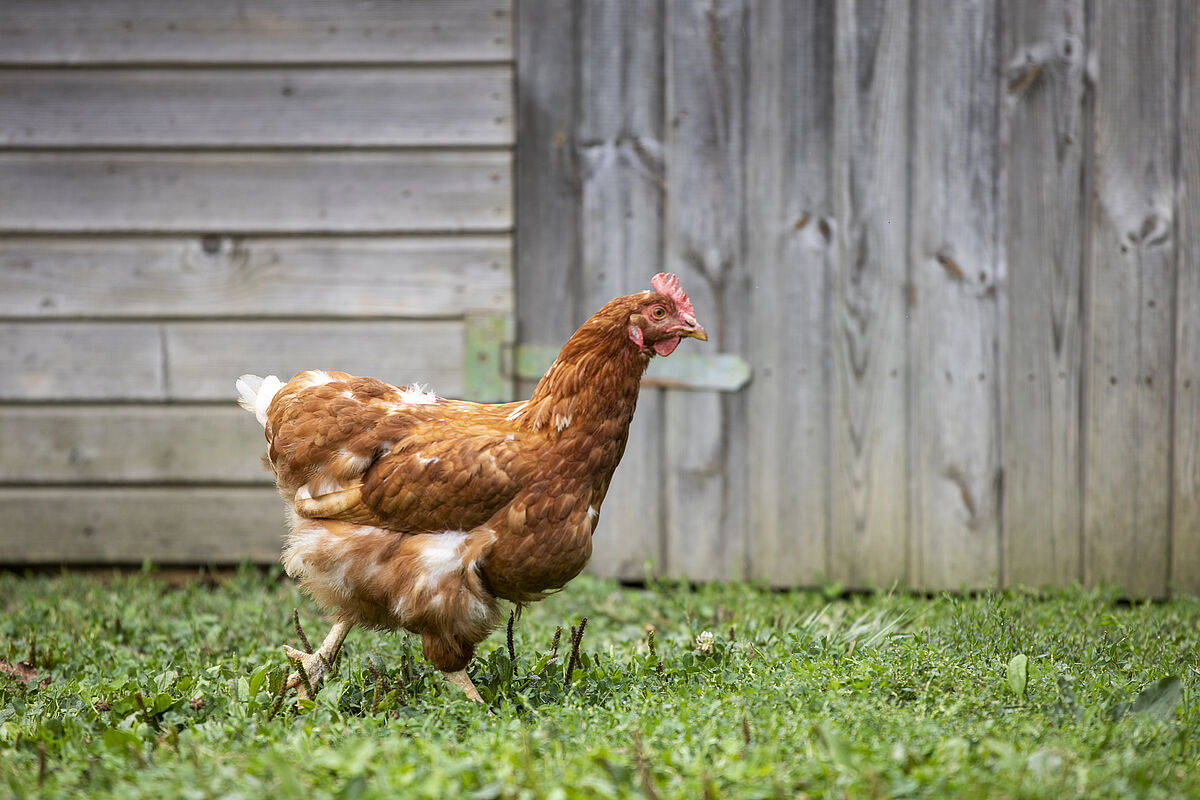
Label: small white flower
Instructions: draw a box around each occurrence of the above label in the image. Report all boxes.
[695,631,714,654]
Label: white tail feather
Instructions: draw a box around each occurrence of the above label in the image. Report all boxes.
[236,374,283,427]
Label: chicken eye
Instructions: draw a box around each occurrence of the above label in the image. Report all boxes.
[651,306,667,320]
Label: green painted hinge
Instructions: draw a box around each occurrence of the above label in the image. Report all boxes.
[463,314,512,402]
[465,313,752,401]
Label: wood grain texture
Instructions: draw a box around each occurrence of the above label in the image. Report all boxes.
[744,0,834,586]
[0,406,269,485]
[166,322,465,401]
[662,0,750,582]
[0,68,512,147]
[0,488,285,564]
[0,321,464,401]
[0,323,164,401]
[0,0,512,64]
[829,0,911,588]
[1083,2,1176,597]
[1173,2,1200,596]
[0,151,512,234]
[999,0,1087,587]
[574,0,668,581]
[0,236,512,318]
[514,0,581,403]
[909,0,1003,590]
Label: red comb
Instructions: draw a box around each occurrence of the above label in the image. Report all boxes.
[650,272,695,318]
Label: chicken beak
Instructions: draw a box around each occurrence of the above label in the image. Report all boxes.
[678,316,708,342]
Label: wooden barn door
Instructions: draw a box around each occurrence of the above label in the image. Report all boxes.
[516,1,1197,595]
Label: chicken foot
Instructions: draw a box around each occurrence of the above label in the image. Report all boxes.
[284,620,351,699]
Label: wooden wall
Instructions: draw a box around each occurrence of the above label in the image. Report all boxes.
[1,1,1194,598]
[517,0,1199,596]
[0,1,514,564]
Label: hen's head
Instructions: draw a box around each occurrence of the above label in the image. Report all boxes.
[626,273,708,357]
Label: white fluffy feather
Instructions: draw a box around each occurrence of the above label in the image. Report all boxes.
[236,373,284,427]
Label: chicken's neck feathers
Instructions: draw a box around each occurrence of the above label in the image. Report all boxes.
[521,300,650,437]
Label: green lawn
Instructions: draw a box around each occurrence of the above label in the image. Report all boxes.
[1,567,1197,799]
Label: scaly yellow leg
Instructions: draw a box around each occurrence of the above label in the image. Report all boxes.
[442,669,484,703]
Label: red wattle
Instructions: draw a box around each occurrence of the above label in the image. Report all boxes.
[652,336,680,357]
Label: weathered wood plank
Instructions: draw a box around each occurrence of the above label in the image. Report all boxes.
[744,0,834,586]
[0,406,269,485]
[0,236,511,318]
[0,151,512,233]
[0,321,464,401]
[999,0,1086,587]
[828,0,910,588]
[0,488,285,564]
[909,0,1002,590]
[166,322,465,401]
[1173,1,1200,596]
[1083,3,1176,598]
[663,0,750,582]
[575,0,667,581]
[0,323,164,400]
[0,0,511,64]
[0,68,512,147]
[514,0,581,389]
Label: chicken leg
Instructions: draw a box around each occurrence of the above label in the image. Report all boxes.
[442,669,484,703]
[284,620,351,699]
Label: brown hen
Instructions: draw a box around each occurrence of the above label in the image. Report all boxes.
[236,273,706,701]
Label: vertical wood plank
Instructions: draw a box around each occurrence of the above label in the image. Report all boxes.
[515,0,582,391]
[1173,1,1200,595]
[1084,2,1176,597]
[575,0,668,580]
[663,0,750,581]
[999,0,1087,587]
[829,0,911,588]
[744,0,834,585]
[909,0,1003,590]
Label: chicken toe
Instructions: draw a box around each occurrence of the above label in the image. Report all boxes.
[283,620,352,699]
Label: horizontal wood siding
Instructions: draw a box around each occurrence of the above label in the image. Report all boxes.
[0,0,513,565]
[0,1,511,64]
[517,1,1197,595]
[0,236,511,319]
[0,407,270,485]
[0,152,511,233]
[0,488,286,564]
[0,68,512,147]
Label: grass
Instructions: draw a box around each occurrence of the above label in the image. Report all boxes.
[1,567,1198,799]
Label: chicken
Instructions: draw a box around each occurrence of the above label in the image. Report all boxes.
[236,273,706,702]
